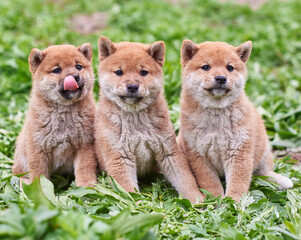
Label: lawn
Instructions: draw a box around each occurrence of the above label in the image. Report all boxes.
[0,0,301,239]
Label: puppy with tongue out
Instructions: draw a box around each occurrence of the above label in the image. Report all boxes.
[64,75,79,91]
[13,43,98,187]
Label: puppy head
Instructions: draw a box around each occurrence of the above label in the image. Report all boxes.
[181,40,252,108]
[98,36,165,112]
[29,43,94,105]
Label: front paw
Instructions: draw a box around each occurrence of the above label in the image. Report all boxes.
[183,191,205,204]
[226,192,243,202]
[76,179,97,188]
[20,177,32,185]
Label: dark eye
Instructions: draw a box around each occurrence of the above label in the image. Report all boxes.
[201,65,210,71]
[52,67,61,74]
[140,70,148,76]
[115,70,123,76]
[76,64,82,71]
[226,65,234,72]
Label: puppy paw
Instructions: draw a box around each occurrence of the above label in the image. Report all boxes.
[226,192,243,202]
[20,177,32,185]
[76,179,97,188]
[183,191,205,204]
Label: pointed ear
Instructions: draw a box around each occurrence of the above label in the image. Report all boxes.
[98,36,116,61]
[148,41,165,67]
[78,43,93,62]
[181,40,198,66]
[28,48,44,73]
[235,41,252,62]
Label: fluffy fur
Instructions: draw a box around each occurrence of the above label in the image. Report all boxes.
[178,40,293,201]
[13,44,98,187]
[95,36,203,203]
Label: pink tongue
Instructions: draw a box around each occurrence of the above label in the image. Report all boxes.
[64,76,79,91]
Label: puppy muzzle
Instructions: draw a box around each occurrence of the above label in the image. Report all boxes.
[204,83,231,97]
[59,74,84,100]
[117,83,143,104]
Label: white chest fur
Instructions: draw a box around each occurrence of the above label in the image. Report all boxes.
[33,105,93,172]
[108,111,166,177]
[185,107,248,176]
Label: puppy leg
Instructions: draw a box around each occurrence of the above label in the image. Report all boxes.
[13,132,30,182]
[13,144,28,175]
[100,141,138,192]
[158,148,205,203]
[225,145,253,202]
[187,148,224,198]
[74,144,98,187]
[107,158,138,192]
[13,148,31,185]
[26,147,51,183]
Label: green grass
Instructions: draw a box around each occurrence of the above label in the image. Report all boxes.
[0,0,301,239]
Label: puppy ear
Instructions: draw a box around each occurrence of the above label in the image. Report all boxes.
[78,43,93,62]
[98,36,116,60]
[28,48,44,73]
[181,40,198,66]
[148,41,165,67]
[235,41,252,62]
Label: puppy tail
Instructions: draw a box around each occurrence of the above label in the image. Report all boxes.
[265,171,293,190]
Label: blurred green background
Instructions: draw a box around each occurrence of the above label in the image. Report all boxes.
[0,0,301,239]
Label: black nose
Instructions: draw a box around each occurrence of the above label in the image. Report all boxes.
[215,76,227,85]
[73,74,80,82]
[127,84,139,94]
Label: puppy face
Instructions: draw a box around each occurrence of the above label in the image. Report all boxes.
[98,36,165,112]
[29,44,94,105]
[181,41,252,108]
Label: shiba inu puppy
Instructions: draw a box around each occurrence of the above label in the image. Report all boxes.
[95,36,203,203]
[178,40,293,201]
[13,44,98,187]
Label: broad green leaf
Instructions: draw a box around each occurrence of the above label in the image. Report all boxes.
[22,177,53,209]
[40,175,58,207]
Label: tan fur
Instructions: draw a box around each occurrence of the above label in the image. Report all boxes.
[13,44,97,187]
[95,36,204,203]
[178,40,293,202]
